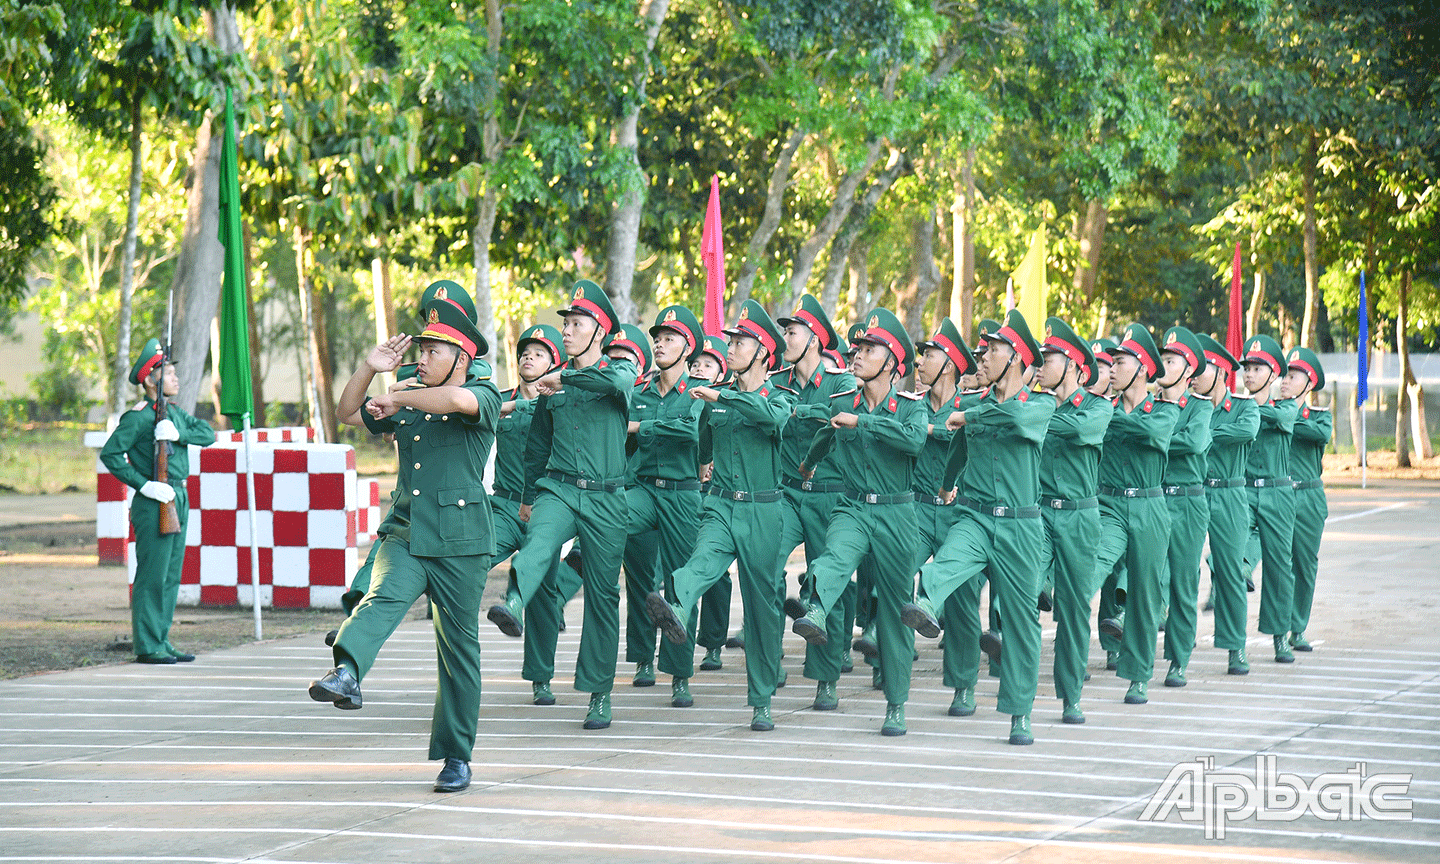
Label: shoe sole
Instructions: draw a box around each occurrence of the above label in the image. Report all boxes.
[792,617,828,645]
[1275,656,1295,663]
[632,676,655,688]
[1124,695,1148,704]
[1164,678,1187,687]
[1008,735,1034,745]
[1037,593,1052,612]
[671,698,693,708]
[533,695,556,706]
[699,661,722,671]
[1292,645,1313,652]
[724,637,744,649]
[751,722,774,732]
[582,720,611,730]
[813,701,837,711]
[486,605,523,638]
[978,634,1002,665]
[324,630,338,647]
[900,605,941,639]
[434,782,470,792]
[948,704,976,717]
[1228,667,1250,675]
[644,593,689,645]
[853,638,879,658]
[1098,620,1124,640]
[308,681,362,710]
[1062,714,1086,725]
[783,598,806,620]
[881,726,906,737]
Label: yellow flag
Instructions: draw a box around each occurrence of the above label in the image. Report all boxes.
[1011,227,1046,327]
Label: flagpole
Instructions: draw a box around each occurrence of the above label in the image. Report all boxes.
[243,411,263,639]
[1360,399,1367,489]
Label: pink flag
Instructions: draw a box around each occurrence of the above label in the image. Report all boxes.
[701,175,726,336]
[1226,242,1244,389]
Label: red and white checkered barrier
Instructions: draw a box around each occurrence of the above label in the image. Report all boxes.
[218,426,315,444]
[88,428,364,609]
[356,478,382,544]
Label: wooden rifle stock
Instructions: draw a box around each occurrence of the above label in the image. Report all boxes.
[154,394,182,536]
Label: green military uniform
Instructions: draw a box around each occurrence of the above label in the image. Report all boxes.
[1241,335,1299,660]
[621,307,706,700]
[795,309,924,734]
[330,298,501,765]
[1285,347,1330,648]
[1035,320,1111,718]
[770,294,856,686]
[904,310,1055,744]
[1091,324,1178,701]
[692,333,735,656]
[99,338,216,662]
[649,300,794,730]
[1195,334,1259,671]
[489,280,635,726]
[1158,328,1214,685]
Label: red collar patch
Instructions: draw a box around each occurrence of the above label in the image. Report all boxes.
[677,379,688,394]
[1072,392,1084,407]
[1178,395,1188,408]
[953,393,964,409]
[759,387,769,397]
[1143,399,1153,413]
[1224,399,1232,412]
[853,391,864,409]
[597,359,609,369]
[887,396,897,413]
[813,370,823,388]
[1302,406,1310,418]
[1016,389,1029,402]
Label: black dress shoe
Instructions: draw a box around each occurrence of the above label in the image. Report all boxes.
[324,629,339,647]
[168,651,195,662]
[783,596,806,621]
[309,666,363,709]
[978,630,1002,665]
[135,653,177,665]
[434,757,471,792]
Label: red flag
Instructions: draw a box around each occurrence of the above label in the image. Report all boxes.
[1226,242,1244,389]
[701,175,726,336]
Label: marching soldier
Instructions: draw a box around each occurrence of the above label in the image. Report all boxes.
[1035,319,1111,724]
[1088,336,1124,669]
[1240,334,1299,663]
[791,309,925,734]
[770,294,857,709]
[100,339,216,664]
[1193,333,1259,674]
[1092,323,1178,706]
[621,306,706,707]
[1155,327,1213,688]
[648,301,794,731]
[902,309,1054,745]
[689,335,741,658]
[312,295,500,793]
[486,280,636,730]
[1282,347,1330,653]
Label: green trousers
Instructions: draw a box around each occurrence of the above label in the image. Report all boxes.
[1290,485,1326,634]
[672,496,786,707]
[1042,505,1101,704]
[778,488,847,682]
[333,536,483,762]
[1093,495,1171,684]
[129,491,189,657]
[809,499,919,705]
[623,484,701,678]
[1096,563,1126,653]
[487,498,569,686]
[914,502,980,690]
[511,483,628,694]
[1206,485,1250,650]
[1163,492,1209,670]
[920,510,1043,716]
[1248,485,1296,636]
[697,572,732,650]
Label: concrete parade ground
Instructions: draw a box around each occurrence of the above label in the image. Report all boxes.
[0,480,1436,863]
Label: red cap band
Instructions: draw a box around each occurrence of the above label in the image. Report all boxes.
[1042,335,1087,369]
[1245,349,1282,376]
[1119,338,1157,377]
[608,338,645,367]
[1165,340,1199,371]
[996,326,1035,367]
[931,333,967,370]
[1290,357,1319,386]
[793,309,829,348]
[419,323,477,358]
[570,297,613,333]
[136,354,164,384]
[862,327,908,376]
[1203,349,1233,372]
[736,319,777,357]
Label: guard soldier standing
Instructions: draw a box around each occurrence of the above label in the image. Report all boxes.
[1282,347,1330,653]
[100,339,216,664]
[486,280,636,730]
[648,300,794,731]
[311,296,500,793]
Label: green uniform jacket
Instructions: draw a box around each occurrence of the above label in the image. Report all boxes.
[628,372,705,481]
[1206,393,1260,480]
[914,389,983,497]
[1245,397,1299,480]
[1290,403,1332,481]
[1162,395,1215,487]
[699,383,796,492]
[803,385,928,493]
[771,364,856,485]
[1099,395,1179,489]
[362,373,501,558]
[100,400,216,490]
[1039,389,1113,500]
[523,357,637,501]
[942,387,1056,505]
[494,386,537,499]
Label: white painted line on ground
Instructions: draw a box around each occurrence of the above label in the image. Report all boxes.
[1325,502,1410,523]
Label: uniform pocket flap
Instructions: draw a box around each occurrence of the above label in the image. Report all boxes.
[438,487,485,508]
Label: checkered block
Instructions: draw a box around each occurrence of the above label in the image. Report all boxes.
[356,478,382,544]
[218,426,316,444]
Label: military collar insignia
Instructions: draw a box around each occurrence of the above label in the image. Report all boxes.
[597,359,608,369]
[677,378,688,394]
[1302,406,1310,418]
[1178,395,1188,407]
[1072,391,1084,407]
[887,395,898,413]
[853,391,864,409]
[813,370,823,388]
[1224,398,1232,411]
[953,393,964,409]
[1143,398,1153,413]
[759,386,769,397]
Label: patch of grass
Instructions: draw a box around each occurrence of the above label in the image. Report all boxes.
[0,423,100,495]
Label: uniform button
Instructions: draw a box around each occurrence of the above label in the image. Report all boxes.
[457,498,466,507]
[414,462,421,469]
[414,435,420,441]
[442,415,448,421]
[412,489,420,496]
[425,414,433,420]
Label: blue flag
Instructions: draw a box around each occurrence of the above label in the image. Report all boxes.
[1357,270,1369,407]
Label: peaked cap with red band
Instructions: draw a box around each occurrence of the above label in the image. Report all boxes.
[988,309,1042,368]
[1116,322,1161,379]
[698,335,729,377]
[559,279,619,335]
[1285,345,1325,388]
[1090,336,1119,367]
[649,305,704,359]
[918,316,977,377]
[1161,325,1206,376]
[418,279,477,325]
[852,307,915,377]
[1040,317,1096,385]
[517,323,563,365]
[604,323,653,374]
[418,296,486,358]
[723,299,785,370]
[128,337,167,385]
[1195,332,1239,373]
[845,321,867,354]
[1242,334,1288,377]
[777,293,840,351]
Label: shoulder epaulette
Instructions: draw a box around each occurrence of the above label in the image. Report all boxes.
[771,383,799,395]
[1229,391,1254,400]
[959,388,986,396]
[897,390,923,400]
[1306,404,1331,412]
[830,388,859,398]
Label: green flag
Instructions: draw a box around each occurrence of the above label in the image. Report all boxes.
[217,86,253,424]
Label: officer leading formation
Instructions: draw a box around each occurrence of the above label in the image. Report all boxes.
[176,279,1327,793]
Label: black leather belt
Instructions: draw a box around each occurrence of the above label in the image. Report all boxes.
[1040,495,1099,510]
[492,488,525,503]
[1247,476,1292,488]
[846,490,914,505]
[1099,485,1163,499]
[1293,478,1324,490]
[1204,478,1244,488]
[636,476,702,491]
[545,470,623,493]
[782,476,848,494]
[1163,484,1206,497]
[962,500,1041,518]
[707,487,783,503]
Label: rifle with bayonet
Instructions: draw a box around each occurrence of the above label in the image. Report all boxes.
[154,292,182,536]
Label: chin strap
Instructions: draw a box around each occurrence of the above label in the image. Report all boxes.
[429,350,466,387]
[859,353,898,386]
[736,341,767,378]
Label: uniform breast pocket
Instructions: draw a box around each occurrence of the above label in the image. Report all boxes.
[836,425,859,443]
[438,487,489,543]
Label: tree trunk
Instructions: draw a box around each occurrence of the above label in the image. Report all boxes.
[958,147,976,340]
[371,250,397,393]
[1300,134,1320,350]
[167,2,243,414]
[471,0,503,359]
[732,127,804,317]
[818,152,907,316]
[601,0,669,326]
[1072,198,1107,301]
[1396,271,1411,467]
[846,237,871,313]
[1246,267,1265,340]
[901,209,942,338]
[295,224,337,443]
[785,139,886,309]
[111,87,143,416]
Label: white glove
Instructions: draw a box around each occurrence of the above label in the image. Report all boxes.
[139,480,176,503]
[153,419,180,442]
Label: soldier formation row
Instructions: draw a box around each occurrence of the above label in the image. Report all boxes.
[281,278,1327,793]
